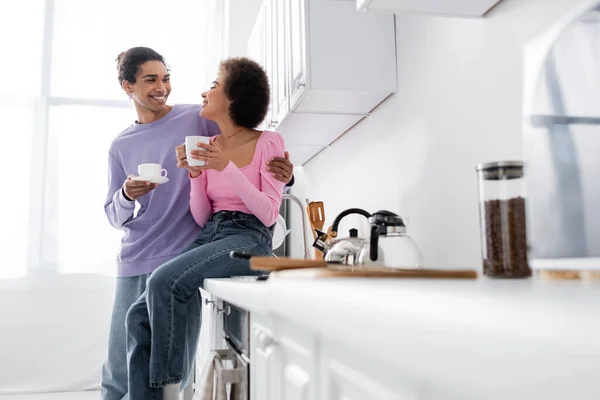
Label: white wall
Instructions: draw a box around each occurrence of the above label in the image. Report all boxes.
[0,273,115,394]
[288,0,588,268]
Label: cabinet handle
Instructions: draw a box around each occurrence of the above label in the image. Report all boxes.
[254,329,276,352]
[296,82,305,89]
[217,304,231,316]
[204,299,230,315]
[270,120,278,127]
[204,298,217,307]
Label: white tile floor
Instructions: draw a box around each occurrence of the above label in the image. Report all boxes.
[0,391,99,400]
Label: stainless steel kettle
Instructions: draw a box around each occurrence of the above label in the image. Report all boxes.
[358,210,423,269]
[312,208,371,265]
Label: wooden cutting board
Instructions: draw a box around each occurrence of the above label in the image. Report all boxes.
[249,257,478,279]
[270,267,478,279]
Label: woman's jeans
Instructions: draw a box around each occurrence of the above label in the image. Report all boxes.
[125,211,272,400]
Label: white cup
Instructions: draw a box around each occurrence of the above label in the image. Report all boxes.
[185,136,210,167]
[138,163,167,178]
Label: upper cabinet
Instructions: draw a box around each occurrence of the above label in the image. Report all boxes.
[357,0,502,18]
[247,0,397,165]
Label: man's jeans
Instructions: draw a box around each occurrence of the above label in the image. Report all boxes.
[101,274,150,400]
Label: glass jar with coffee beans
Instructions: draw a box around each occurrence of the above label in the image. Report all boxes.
[476,161,532,278]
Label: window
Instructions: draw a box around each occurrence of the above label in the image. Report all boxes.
[51,0,210,103]
[0,0,223,278]
[0,102,35,279]
[0,1,44,279]
[45,105,134,274]
[0,1,45,97]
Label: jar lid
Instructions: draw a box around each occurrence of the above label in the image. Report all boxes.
[476,161,524,180]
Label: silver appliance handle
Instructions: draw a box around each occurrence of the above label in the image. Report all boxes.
[282,193,312,259]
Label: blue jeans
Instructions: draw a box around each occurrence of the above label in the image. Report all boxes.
[125,211,272,400]
[101,274,199,400]
[101,274,150,400]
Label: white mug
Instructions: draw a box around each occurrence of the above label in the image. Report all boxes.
[185,136,210,167]
[138,163,167,178]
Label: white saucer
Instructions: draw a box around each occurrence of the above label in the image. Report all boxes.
[132,176,170,184]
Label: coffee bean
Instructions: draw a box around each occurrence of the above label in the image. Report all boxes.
[482,197,531,278]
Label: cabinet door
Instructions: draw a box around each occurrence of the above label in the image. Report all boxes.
[273,321,318,400]
[271,0,289,129]
[247,3,267,130]
[324,360,403,400]
[320,341,421,400]
[251,315,276,400]
[288,0,308,111]
[263,0,274,128]
[247,4,265,67]
[197,289,218,368]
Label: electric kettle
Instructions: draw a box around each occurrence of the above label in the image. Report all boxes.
[358,210,423,269]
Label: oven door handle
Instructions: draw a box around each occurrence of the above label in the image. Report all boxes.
[225,336,250,365]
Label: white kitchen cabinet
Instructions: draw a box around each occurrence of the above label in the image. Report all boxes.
[264,0,275,128]
[273,0,290,128]
[250,313,421,400]
[356,0,502,17]
[274,320,319,400]
[251,314,318,400]
[288,0,308,112]
[288,0,396,115]
[196,289,222,369]
[247,7,264,71]
[287,144,326,166]
[247,3,267,130]
[279,112,364,146]
[320,339,422,400]
[247,0,396,164]
[250,313,276,400]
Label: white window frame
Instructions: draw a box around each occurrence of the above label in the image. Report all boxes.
[27,0,130,272]
[19,0,230,274]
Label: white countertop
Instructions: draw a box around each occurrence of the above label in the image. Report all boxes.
[204,275,600,398]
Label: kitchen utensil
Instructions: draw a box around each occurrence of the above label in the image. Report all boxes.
[307,201,325,236]
[313,208,371,265]
[306,201,326,258]
[358,210,423,269]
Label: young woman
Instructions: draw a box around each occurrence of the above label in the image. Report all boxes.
[124,57,285,399]
[102,47,293,400]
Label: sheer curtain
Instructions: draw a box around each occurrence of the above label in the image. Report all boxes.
[0,0,228,394]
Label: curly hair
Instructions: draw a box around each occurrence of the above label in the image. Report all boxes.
[116,47,168,86]
[219,57,270,129]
